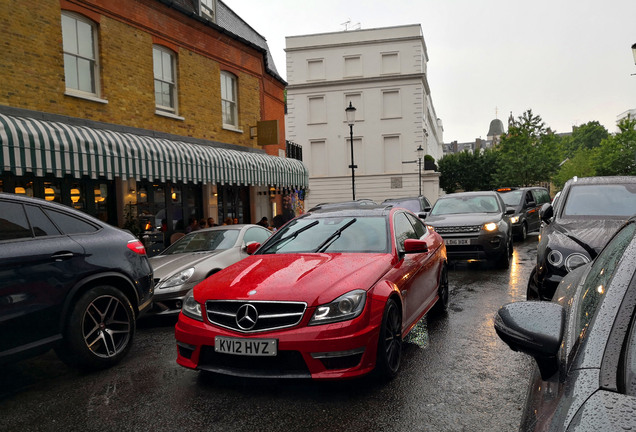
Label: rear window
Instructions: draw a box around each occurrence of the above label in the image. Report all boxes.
[44,209,99,234]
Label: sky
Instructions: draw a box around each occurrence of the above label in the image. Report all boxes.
[224,0,636,144]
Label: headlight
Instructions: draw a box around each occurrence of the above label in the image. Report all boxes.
[565,253,590,272]
[309,290,367,325]
[426,225,436,232]
[157,267,195,289]
[547,250,563,266]
[483,222,498,232]
[509,216,520,224]
[181,289,203,321]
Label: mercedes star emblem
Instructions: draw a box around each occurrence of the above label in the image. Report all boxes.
[236,303,259,330]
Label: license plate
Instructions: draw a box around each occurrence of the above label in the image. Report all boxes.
[445,238,471,246]
[214,336,277,356]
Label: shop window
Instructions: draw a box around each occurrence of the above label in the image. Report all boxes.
[220,71,238,129]
[61,12,100,98]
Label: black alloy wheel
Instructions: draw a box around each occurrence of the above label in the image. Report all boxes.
[521,223,528,241]
[526,268,539,300]
[376,298,403,380]
[56,285,136,370]
[431,264,449,316]
[496,238,511,269]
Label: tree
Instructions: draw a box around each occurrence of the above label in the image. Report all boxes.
[559,121,608,158]
[438,148,499,193]
[552,148,596,188]
[493,110,560,187]
[593,117,636,176]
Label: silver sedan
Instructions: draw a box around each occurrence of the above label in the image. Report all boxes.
[148,224,271,315]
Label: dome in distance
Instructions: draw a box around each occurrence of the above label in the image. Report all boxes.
[487,118,505,137]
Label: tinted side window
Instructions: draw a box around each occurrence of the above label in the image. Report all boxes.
[25,205,61,237]
[406,213,426,239]
[244,227,270,244]
[44,209,98,234]
[532,189,550,205]
[572,222,635,347]
[0,201,31,240]
[394,212,418,251]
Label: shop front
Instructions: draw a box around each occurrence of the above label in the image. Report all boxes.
[0,110,308,244]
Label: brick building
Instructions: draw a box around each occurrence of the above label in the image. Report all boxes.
[0,0,307,241]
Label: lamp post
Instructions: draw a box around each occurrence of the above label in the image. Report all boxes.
[345,102,357,200]
[416,144,424,196]
[632,43,636,75]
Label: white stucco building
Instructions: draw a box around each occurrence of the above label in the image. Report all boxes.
[285,25,444,209]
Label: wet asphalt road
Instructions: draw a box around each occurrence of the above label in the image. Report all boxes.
[0,236,538,432]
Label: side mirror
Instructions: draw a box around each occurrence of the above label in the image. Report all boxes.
[494,301,565,380]
[404,238,429,254]
[505,208,515,215]
[418,212,428,219]
[245,242,261,255]
[539,203,553,224]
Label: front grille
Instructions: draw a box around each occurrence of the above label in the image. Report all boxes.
[206,300,306,333]
[435,225,481,234]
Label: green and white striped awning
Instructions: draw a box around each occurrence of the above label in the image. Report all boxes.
[0,113,308,188]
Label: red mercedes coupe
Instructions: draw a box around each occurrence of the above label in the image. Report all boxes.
[175,202,448,380]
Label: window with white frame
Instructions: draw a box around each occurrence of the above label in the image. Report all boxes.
[221,71,238,128]
[381,52,400,75]
[61,12,99,96]
[307,59,325,81]
[344,93,363,121]
[308,96,326,124]
[200,0,216,21]
[383,135,401,173]
[310,140,327,176]
[344,55,362,77]
[153,45,177,114]
[382,90,401,119]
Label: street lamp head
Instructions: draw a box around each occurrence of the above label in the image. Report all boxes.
[632,42,636,65]
[345,101,356,126]
[417,144,424,160]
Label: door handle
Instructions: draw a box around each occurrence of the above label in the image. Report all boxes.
[51,252,74,261]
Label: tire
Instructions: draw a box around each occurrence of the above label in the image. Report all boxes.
[375,298,403,380]
[526,268,539,300]
[495,238,511,269]
[431,264,449,316]
[56,285,136,370]
[515,223,528,241]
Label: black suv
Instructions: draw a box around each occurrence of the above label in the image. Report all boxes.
[527,176,636,300]
[0,193,154,369]
[496,187,551,240]
[382,196,432,218]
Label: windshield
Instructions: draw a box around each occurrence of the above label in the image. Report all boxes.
[259,216,389,254]
[430,195,501,216]
[161,229,239,255]
[562,184,636,217]
[499,190,522,207]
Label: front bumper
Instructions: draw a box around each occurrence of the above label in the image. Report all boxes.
[174,307,382,380]
[441,233,507,262]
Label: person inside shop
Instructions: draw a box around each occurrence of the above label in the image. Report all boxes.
[207,217,217,227]
[199,218,208,229]
[185,217,199,233]
[257,217,269,228]
[223,217,233,225]
[233,218,239,224]
[272,214,285,232]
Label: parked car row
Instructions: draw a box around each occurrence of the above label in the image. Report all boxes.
[495,176,636,431]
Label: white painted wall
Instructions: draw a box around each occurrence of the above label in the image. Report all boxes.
[285,25,444,209]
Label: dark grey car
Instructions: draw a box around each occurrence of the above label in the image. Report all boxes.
[424,191,513,268]
[496,187,551,241]
[495,216,636,431]
[528,176,636,300]
[0,193,154,370]
[382,196,432,218]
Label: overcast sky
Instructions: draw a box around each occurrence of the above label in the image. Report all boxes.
[224,0,636,144]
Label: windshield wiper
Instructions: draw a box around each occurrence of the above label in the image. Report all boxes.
[259,220,319,253]
[314,218,357,253]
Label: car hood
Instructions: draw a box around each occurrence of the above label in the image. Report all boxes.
[552,219,626,254]
[426,213,500,226]
[149,250,227,279]
[193,253,394,307]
